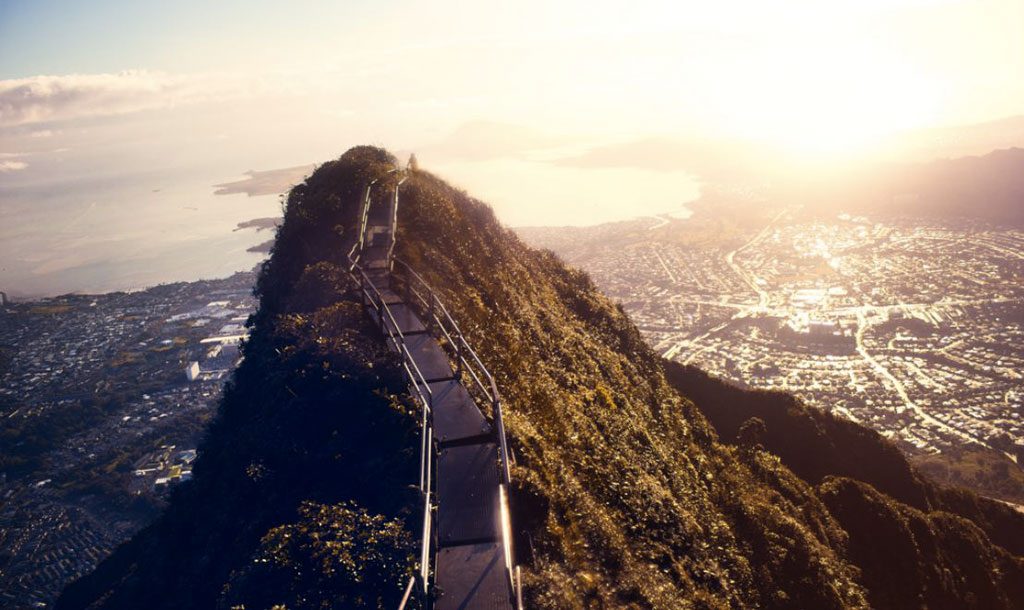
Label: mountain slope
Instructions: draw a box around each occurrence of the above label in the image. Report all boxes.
[801,147,1024,225]
[60,147,1023,609]
[664,362,1024,608]
[663,363,1024,555]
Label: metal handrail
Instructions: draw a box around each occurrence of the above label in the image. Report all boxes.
[392,260,512,485]
[346,178,436,604]
[349,259,436,602]
[348,180,377,270]
[398,576,416,610]
[350,169,400,271]
[387,175,407,267]
[350,171,523,608]
[390,258,520,602]
[350,264,434,415]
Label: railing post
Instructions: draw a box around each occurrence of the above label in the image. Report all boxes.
[398,576,415,610]
[495,398,511,486]
[455,339,463,379]
[428,289,436,331]
[515,566,523,610]
[420,491,432,593]
[419,405,429,492]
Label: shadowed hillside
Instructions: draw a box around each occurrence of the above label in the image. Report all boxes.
[665,362,1024,608]
[59,147,1023,609]
[663,363,1024,554]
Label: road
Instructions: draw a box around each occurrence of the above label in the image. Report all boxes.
[662,320,731,362]
[651,246,677,283]
[854,309,992,451]
[724,208,786,310]
[661,208,787,361]
[645,214,671,231]
[654,211,1017,455]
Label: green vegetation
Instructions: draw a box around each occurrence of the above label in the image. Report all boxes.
[29,304,73,315]
[220,501,415,609]
[819,476,1024,609]
[664,363,1024,558]
[59,147,1024,609]
[913,447,1024,506]
[0,396,114,476]
[59,148,421,610]
[392,165,871,608]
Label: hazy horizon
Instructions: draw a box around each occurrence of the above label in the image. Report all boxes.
[3,0,1024,296]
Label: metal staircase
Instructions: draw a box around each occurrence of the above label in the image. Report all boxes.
[347,170,523,609]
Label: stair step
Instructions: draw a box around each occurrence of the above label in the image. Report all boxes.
[418,379,491,444]
[362,245,387,262]
[434,542,513,610]
[436,442,501,546]
[375,287,403,305]
[359,245,388,270]
[358,185,517,609]
[359,268,389,290]
[377,303,426,336]
[366,211,391,228]
[387,333,453,382]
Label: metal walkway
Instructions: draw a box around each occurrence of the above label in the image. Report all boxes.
[347,171,523,610]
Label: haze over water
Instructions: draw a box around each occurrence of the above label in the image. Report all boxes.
[3,0,1023,296]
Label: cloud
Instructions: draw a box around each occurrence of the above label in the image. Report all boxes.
[0,70,249,128]
[0,160,28,172]
[425,121,574,161]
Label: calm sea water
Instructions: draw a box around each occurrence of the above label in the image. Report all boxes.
[0,178,280,299]
[0,157,700,299]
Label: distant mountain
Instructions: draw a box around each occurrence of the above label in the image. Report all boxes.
[59,147,1024,609]
[886,115,1024,162]
[872,148,1024,224]
[804,148,1024,226]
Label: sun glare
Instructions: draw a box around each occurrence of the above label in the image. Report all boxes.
[695,25,947,161]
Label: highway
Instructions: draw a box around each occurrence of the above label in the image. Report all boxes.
[651,246,678,283]
[724,208,786,311]
[661,209,787,362]
[854,309,993,451]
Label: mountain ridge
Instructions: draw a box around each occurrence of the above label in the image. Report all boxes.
[59,146,1024,609]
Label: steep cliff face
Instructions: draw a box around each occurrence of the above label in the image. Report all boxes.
[59,147,1023,609]
[59,148,424,610]
[388,161,867,608]
[665,363,1024,609]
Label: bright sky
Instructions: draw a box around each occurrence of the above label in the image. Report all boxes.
[1,0,1023,294]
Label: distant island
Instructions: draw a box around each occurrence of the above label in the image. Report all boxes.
[246,239,274,254]
[213,164,317,197]
[233,217,281,254]
[233,217,280,232]
[58,147,1024,610]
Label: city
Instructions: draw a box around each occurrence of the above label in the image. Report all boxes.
[0,271,256,608]
[4,210,1023,607]
[520,212,1024,504]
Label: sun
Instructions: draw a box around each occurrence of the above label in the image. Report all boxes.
[767,65,943,159]
[709,35,947,161]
